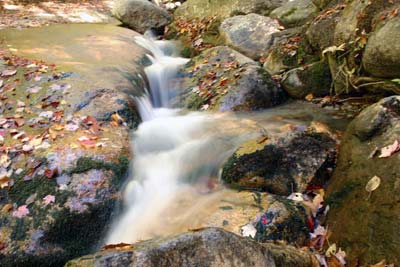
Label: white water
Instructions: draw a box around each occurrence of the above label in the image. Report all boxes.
[106,36,260,243]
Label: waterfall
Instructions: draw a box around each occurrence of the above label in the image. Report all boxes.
[106,36,259,243]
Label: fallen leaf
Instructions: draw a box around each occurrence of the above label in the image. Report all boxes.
[44,168,58,179]
[241,223,257,238]
[0,176,10,189]
[1,203,13,214]
[101,243,134,251]
[43,195,55,206]
[379,140,400,158]
[305,93,314,101]
[12,205,29,218]
[366,176,381,193]
[1,69,17,77]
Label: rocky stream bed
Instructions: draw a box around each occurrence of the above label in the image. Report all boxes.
[0,0,400,266]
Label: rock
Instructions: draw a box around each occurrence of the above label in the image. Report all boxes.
[221,129,337,195]
[306,7,342,52]
[167,190,310,245]
[174,46,287,112]
[112,0,171,34]
[0,24,142,266]
[333,0,399,45]
[281,61,332,99]
[270,0,318,28]
[253,195,309,245]
[174,0,290,20]
[219,14,281,60]
[363,16,400,78]
[66,228,318,267]
[311,0,336,10]
[326,96,400,265]
[263,28,318,75]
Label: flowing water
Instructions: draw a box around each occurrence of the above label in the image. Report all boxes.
[106,36,349,244]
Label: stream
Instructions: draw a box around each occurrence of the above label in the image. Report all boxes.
[106,35,349,244]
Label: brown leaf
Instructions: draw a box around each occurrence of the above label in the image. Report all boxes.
[1,203,13,214]
[101,243,134,251]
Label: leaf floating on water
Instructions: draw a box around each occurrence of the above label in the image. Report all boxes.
[101,243,134,251]
[378,140,400,158]
[365,176,381,193]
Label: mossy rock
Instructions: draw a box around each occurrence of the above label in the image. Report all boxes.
[66,228,316,267]
[270,0,318,28]
[327,96,400,265]
[222,130,337,195]
[173,46,287,111]
[0,156,129,267]
[174,0,289,20]
[281,60,332,99]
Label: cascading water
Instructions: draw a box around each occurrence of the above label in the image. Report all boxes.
[106,36,261,243]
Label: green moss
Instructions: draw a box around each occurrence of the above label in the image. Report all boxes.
[68,156,129,188]
[326,180,360,208]
[281,8,298,19]
[9,175,58,206]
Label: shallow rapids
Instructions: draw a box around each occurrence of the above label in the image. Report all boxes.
[106,35,347,243]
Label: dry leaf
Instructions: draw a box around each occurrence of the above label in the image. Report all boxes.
[43,195,55,206]
[366,176,381,193]
[379,140,400,158]
[101,243,134,251]
[1,204,13,214]
[12,205,29,218]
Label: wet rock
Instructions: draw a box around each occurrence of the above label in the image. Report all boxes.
[363,16,400,78]
[72,88,141,128]
[170,190,309,245]
[66,228,317,267]
[174,46,287,112]
[222,129,337,195]
[281,61,332,99]
[326,96,400,265]
[219,14,281,60]
[174,0,290,20]
[270,0,318,28]
[252,195,309,245]
[112,0,172,34]
[306,7,342,52]
[0,24,141,266]
[0,157,129,266]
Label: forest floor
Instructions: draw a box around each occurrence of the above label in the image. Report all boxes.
[0,0,115,29]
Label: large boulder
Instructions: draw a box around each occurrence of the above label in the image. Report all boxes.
[281,61,332,99]
[362,16,400,78]
[219,14,281,60]
[66,228,318,267]
[174,0,290,20]
[326,96,400,265]
[221,129,337,195]
[0,24,144,266]
[112,0,171,34]
[270,0,318,28]
[333,0,399,45]
[173,46,287,112]
[306,6,342,52]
